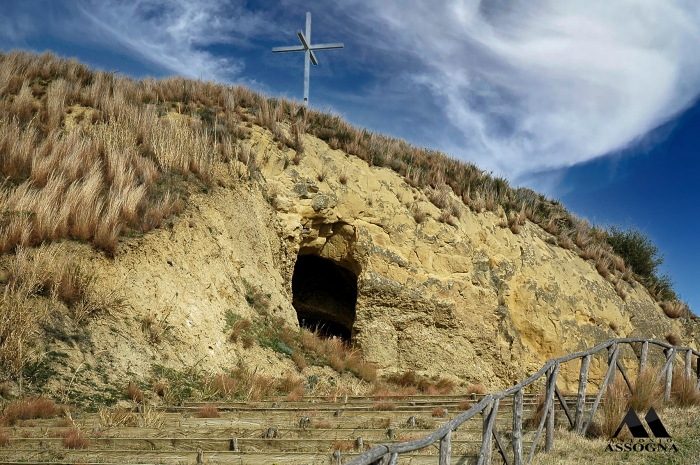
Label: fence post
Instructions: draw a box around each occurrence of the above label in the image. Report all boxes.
[665,354,674,402]
[574,355,591,434]
[640,341,649,373]
[685,349,693,379]
[479,402,493,465]
[608,343,617,386]
[439,429,452,465]
[582,345,619,436]
[545,364,558,452]
[478,399,500,465]
[512,388,523,465]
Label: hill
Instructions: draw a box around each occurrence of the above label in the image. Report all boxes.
[0,50,697,407]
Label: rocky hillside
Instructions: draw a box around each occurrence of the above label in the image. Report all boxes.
[0,51,696,406]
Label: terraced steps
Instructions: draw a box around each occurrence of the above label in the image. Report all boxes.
[0,392,594,464]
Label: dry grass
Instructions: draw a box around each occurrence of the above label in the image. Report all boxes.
[356,362,377,383]
[291,351,308,371]
[628,367,663,412]
[670,372,700,407]
[97,407,138,428]
[527,393,548,428]
[196,404,220,418]
[466,383,487,395]
[385,370,455,395]
[152,381,167,398]
[228,318,252,343]
[0,397,60,426]
[531,406,700,464]
[209,366,280,401]
[125,382,145,403]
[0,244,123,376]
[332,439,355,452]
[599,379,630,439]
[0,427,8,447]
[373,401,396,411]
[60,428,89,449]
[315,419,332,429]
[371,386,417,400]
[431,407,448,418]
[665,332,681,346]
[458,400,472,411]
[278,373,304,395]
[660,300,688,319]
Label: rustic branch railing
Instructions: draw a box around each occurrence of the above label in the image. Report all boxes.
[345,338,700,465]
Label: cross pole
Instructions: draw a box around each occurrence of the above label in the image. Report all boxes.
[272,12,344,106]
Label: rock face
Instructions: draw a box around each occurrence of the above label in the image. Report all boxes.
[64,123,696,394]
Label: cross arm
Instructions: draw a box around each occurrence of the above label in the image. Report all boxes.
[272,45,307,53]
[309,43,344,50]
[297,31,310,49]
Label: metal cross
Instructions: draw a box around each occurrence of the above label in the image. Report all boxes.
[272,12,344,106]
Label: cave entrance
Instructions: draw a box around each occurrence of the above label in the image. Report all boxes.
[292,255,357,341]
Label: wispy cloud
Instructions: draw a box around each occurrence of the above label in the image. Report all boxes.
[344,1,700,180]
[67,0,276,81]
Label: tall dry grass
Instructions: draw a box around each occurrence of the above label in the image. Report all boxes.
[0,244,122,377]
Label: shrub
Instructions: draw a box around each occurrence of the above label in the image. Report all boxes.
[605,226,663,282]
[0,397,60,426]
[431,407,448,418]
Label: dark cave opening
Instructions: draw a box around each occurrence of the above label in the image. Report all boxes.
[291,254,357,341]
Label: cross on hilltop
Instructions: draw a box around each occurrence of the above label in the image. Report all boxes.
[272,12,344,106]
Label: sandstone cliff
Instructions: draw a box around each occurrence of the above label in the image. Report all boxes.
[0,52,696,402]
[9,120,692,403]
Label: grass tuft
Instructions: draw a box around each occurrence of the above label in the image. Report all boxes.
[125,382,145,403]
[60,428,89,449]
[196,404,220,418]
[0,397,60,426]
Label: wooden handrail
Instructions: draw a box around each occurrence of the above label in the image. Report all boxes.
[343,338,700,465]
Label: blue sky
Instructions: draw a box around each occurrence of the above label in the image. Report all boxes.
[1,1,698,311]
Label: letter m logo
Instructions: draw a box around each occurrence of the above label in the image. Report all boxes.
[613,407,670,438]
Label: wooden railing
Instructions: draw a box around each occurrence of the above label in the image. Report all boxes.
[345,338,700,465]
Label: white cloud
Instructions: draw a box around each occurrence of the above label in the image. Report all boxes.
[346,0,700,180]
[70,0,275,81]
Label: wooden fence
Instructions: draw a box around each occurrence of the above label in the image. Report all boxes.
[345,338,700,465]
